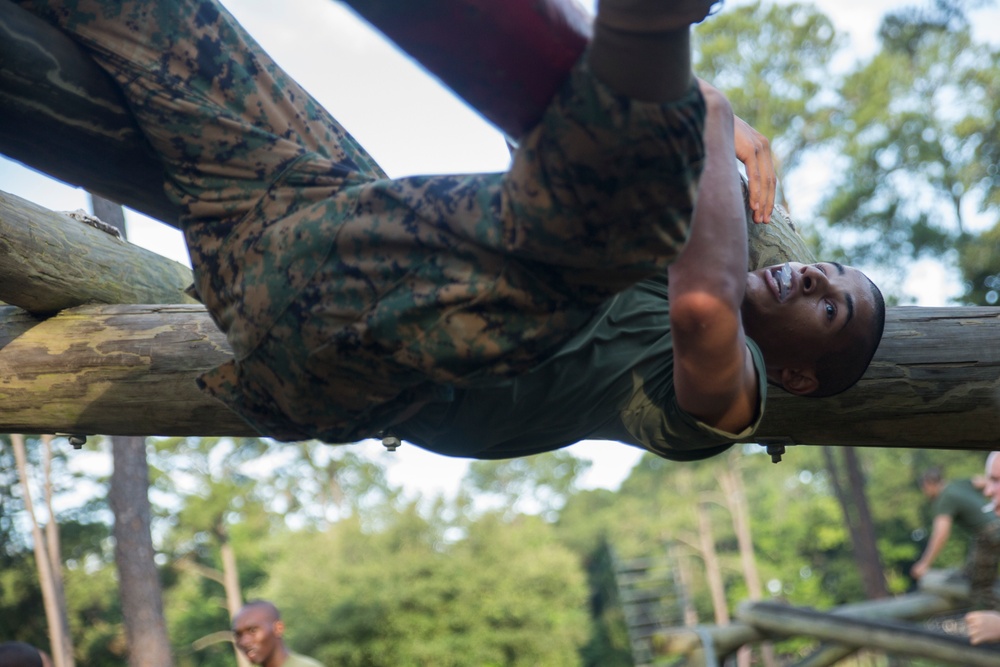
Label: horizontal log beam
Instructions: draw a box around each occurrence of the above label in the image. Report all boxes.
[790,577,969,667]
[0,304,253,437]
[759,306,1000,451]
[0,189,195,313]
[0,0,180,225]
[0,301,996,446]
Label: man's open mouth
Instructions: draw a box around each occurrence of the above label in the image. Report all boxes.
[773,263,792,301]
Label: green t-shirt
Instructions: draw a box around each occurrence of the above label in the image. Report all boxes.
[284,653,324,667]
[933,479,999,536]
[397,275,768,460]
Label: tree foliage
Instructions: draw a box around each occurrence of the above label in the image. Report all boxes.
[819,2,1000,301]
[694,1,842,175]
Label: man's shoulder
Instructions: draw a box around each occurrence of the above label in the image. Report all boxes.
[285,653,325,667]
[945,478,979,497]
[937,479,983,512]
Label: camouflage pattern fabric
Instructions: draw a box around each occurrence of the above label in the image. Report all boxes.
[19,0,706,443]
[966,520,1000,610]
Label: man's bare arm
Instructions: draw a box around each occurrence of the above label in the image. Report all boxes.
[911,514,953,579]
[668,82,758,433]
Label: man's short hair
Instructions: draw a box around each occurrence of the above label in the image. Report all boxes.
[239,599,281,620]
[0,642,43,667]
[808,275,886,398]
[921,467,945,487]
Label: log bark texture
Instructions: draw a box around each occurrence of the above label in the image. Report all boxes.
[0,189,195,313]
[0,1,180,225]
[0,304,253,437]
[760,306,1000,451]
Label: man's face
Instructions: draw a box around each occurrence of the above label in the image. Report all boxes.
[742,261,877,384]
[984,453,1000,508]
[232,606,282,665]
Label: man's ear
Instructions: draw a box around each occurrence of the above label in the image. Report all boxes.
[274,620,285,638]
[780,367,819,396]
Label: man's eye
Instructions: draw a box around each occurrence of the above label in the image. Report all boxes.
[825,302,836,320]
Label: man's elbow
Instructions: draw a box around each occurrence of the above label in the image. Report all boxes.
[669,291,738,340]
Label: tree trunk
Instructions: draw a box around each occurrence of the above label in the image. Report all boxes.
[669,541,700,627]
[717,456,777,667]
[696,501,729,625]
[216,526,251,667]
[172,541,249,667]
[40,435,73,667]
[110,436,174,667]
[95,194,175,667]
[842,447,888,598]
[10,434,75,667]
[822,448,888,599]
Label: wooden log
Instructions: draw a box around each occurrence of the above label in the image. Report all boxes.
[0,189,195,313]
[654,623,761,659]
[917,567,1000,605]
[0,1,180,225]
[0,302,997,447]
[0,304,252,437]
[789,588,968,667]
[759,306,1000,450]
[654,590,964,663]
[735,601,1000,667]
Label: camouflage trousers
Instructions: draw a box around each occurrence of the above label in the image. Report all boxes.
[966,521,1000,610]
[19,0,706,442]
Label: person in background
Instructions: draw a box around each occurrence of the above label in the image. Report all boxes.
[911,466,1000,612]
[0,642,53,667]
[232,600,324,667]
[965,452,1000,645]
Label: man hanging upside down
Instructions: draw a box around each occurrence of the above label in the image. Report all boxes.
[13,0,885,460]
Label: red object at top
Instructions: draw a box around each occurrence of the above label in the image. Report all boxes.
[343,0,593,139]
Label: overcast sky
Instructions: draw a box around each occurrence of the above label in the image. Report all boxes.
[3,0,999,501]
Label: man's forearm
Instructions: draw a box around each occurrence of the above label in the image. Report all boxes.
[667,82,747,309]
[920,519,953,565]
